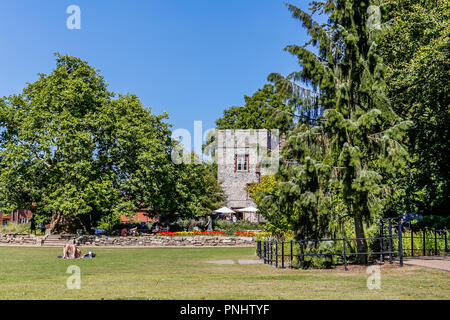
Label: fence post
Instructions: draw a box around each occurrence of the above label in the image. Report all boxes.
[300,241,305,270]
[290,240,293,268]
[380,220,384,262]
[398,221,403,267]
[256,241,258,258]
[257,241,260,258]
[445,229,448,253]
[379,235,384,263]
[423,229,426,256]
[281,241,285,269]
[260,240,262,258]
[388,219,393,264]
[275,241,278,268]
[379,220,384,263]
[434,229,438,255]
[270,240,273,266]
[411,230,414,257]
[265,241,268,264]
[263,241,266,264]
[262,241,264,263]
[343,239,348,271]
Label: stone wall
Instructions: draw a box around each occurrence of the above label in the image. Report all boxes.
[0,233,256,247]
[75,235,256,247]
[0,233,43,246]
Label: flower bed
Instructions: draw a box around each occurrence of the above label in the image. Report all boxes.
[236,232,256,236]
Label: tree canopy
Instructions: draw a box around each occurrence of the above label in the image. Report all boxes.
[216,83,296,134]
[378,0,449,217]
[0,54,224,232]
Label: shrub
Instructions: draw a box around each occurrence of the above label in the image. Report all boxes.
[167,219,192,232]
[96,214,121,231]
[157,231,228,237]
[213,220,233,234]
[289,240,345,269]
[214,220,265,234]
[0,223,32,234]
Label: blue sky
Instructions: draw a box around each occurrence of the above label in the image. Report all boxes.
[0,0,314,139]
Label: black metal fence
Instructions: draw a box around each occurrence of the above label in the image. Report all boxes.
[400,229,448,257]
[256,222,448,270]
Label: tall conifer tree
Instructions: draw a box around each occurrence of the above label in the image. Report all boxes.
[261,1,411,263]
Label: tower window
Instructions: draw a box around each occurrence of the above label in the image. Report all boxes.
[235,155,249,172]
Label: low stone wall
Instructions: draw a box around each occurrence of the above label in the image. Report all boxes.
[0,233,43,246]
[0,233,256,247]
[75,235,256,247]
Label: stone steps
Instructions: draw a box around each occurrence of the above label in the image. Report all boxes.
[42,241,67,247]
[42,234,76,247]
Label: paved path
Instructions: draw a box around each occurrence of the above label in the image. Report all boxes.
[402,256,450,272]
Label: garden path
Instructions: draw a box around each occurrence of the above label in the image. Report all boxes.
[402,256,450,272]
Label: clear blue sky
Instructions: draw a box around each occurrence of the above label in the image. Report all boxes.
[0,0,314,137]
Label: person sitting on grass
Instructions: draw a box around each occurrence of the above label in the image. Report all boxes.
[62,244,82,259]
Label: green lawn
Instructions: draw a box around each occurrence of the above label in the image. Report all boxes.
[0,246,448,300]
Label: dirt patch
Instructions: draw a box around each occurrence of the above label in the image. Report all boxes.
[308,261,421,274]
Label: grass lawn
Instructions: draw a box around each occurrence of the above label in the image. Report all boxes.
[0,246,448,300]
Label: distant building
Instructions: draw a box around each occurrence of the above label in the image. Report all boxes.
[0,209,34,226]
[120,209,156,224]
[217,129,280,222]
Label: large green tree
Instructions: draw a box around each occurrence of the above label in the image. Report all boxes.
[378,0,449,217]
[259,1,411,263]
[171,158,226,218]
[0,55,175,232]
[0,54,224,232]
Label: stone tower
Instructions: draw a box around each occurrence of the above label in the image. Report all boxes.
[217,129,280,213]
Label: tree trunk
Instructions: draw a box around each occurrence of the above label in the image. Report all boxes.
[49,212,90,235]
[354,212,368,265]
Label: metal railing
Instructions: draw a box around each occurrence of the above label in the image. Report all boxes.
[256,228,448,271]
[400,229,448,257]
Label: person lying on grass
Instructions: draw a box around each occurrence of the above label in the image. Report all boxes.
[61,244,96,259]
[62,244,82,259]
